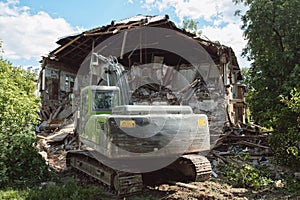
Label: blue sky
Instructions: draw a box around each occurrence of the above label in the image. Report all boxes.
[0,0,249,68]
[17,0,161,28]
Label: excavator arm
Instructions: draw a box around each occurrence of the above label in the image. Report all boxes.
[91,53,132,105]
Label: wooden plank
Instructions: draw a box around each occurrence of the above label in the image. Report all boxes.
[210,150,228,163]
[235,141,269,149]
[47,132,69,143]
[168,181,199,190]
[52,105,63,119]
[51,35,81,56]
[40,110,48,120]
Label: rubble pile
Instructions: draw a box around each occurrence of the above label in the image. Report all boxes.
[36,122,78,171]
[36,96,77,171]
[38,94,75,133]
[208,122,274,176]
[213,122,273,156]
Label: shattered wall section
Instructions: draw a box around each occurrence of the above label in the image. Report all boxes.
[38,61,77,131]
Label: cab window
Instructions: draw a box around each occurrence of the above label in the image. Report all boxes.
[93,91,116,111]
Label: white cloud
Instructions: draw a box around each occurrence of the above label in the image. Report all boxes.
[144,0,247,23]
[142,0,250,67]
[202,24,245,53]
[201,24,249,68]
[128,0,134,3]
[216,1,247,24]
[154,0,217,21]
[0,0,77,63]
[146,0,155,3]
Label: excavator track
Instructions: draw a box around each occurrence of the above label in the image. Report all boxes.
[66,150,211,196]
[142,154,212,185]
[175,154,212,182]
[66,150,143,196]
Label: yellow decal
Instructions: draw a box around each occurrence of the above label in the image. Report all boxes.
[120,120,136,128]
[198,118,206,126]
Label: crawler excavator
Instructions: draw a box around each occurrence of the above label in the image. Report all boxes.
[66,53,212,196]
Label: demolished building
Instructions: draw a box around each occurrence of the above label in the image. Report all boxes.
[38,15,247,146]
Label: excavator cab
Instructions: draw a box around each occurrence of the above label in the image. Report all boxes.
[76,85,121,134]
[92,88,119,112]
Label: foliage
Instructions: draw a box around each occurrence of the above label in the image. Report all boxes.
[0,57,53,187]
[27,179,104,200]
[270,88,300,166]
[240,67,252,122]
[219,154,274,190]
[285,89,300,159]
[234,0,300,166]
[240,68,251,88]
[0,179,105,200]
[182,19,202,37]
[0,40,3,53]
[219,154,300,196]
[0,189,28,200]
[284,88,300,124]
[281,173,300,196]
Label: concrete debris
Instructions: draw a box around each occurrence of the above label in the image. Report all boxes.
[38,94,75,133]
[275,180,284,188]
[39,181,56,189]
[36,121,78,171]
[295,172,300,178]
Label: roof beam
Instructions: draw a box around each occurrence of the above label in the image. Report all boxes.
[50,35,81,56]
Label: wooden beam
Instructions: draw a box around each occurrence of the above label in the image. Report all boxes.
[51,35,81,56]
[235,141,270,149]
[168,181,200,190]
[58,38,93,60]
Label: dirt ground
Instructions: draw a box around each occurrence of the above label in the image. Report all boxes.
[141,181,295,200]
[142,181,249,200]
[60,168,297,200]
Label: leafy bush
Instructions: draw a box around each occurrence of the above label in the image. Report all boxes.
[0,188,28,200]
[0,58,53,187]
[219,154,274,190]
[220,163,274,190]
[269,127,300,168]
[270,88,300,168]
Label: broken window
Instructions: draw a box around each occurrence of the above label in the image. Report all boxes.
[65,75,75,92]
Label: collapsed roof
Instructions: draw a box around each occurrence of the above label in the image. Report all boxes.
[44,14,242,80]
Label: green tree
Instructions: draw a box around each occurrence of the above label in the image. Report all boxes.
[240,67,252,122]
[182,19,202,36]
[234,0,300,167]
[240,67,251,87]
[0,56,52,187]
[0,40,3,54]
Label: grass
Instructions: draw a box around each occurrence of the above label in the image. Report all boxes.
[0,178,105,200]
[0,189,28,200]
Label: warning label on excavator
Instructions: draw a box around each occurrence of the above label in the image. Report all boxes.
[198,118,206,126]
[120,120,136,128]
